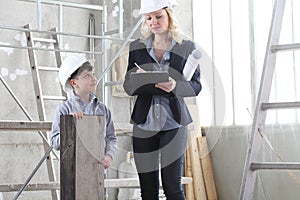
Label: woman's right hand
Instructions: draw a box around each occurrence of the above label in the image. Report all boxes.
[136,68,146,73]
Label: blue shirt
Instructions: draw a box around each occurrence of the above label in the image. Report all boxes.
[51,92,117,159]
[137,36,181,131]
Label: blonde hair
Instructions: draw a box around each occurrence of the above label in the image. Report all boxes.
[140,7,187,43]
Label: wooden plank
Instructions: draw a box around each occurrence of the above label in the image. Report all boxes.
[198,136,218,200]
[105,177,192,188]
[60,115,105,200]
[75,116,105,200]
[185,146,195,200]
[0,120,129,135]
[188,131,207,200]
[0,121,52,131]
[0,177,193,192]
[0,182,60,192]
[60,115,76,200]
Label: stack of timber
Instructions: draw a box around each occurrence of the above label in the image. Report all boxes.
[185,129,218,200]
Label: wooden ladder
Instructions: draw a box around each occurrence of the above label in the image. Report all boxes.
[239,0,300,199]
[21,24,67,200]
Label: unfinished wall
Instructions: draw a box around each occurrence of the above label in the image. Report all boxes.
[206,124,300,200]
[0,0,193,199]
[0,0,92,199]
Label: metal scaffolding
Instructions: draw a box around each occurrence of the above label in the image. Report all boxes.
[0,0,143,199]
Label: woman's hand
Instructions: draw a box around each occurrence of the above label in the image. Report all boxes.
[155,77,176,93]
[136,68,146,73]
[99,155,113,169]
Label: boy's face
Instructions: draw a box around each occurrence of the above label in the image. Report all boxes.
[70,69,97,95]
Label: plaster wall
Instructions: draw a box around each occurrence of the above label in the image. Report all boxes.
[2,1,299,200]
[206,124,300,200]
[0,0,193,199]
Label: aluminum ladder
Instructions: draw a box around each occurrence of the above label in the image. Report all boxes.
[239,0,300,199]
[20,24,67,200]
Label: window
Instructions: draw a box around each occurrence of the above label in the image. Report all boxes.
[193,0,300,126]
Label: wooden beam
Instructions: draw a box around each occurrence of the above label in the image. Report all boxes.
[0,120,52,131]
[0,120,131,135]
[198,136,218,200]
[185,146,195,200]
[0,182,60,192]
[0,177,192,192]
[104,177,193,188]
[188,131,207,200]
[60,115,105,200]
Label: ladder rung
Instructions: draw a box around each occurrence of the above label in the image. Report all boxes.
[261,102,300,110]
[251,162,300,170]
[42,95,66,101]
[272,43,300,52]
[32,37,56,44]
[38,66,59,72]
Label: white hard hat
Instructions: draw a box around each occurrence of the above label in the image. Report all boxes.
[139,0,178,15]
[59,55,88,92]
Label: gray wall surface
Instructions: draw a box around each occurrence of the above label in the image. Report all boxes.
[206,124,300,200]
[2,0,299,200]
[0,0,193,199]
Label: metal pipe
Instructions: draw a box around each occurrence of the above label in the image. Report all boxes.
[101,4,108,104]
[0,25,131,42]
[89,14,95,61]
[96,16,144,85]
[271,43,300,52]
[18,0,103,11]
[12,147,53,200]
[0,43,103,55]
[36,0,42,30]
[58,4,63,48]
[248,0,257,115]
[251,162,300,170]
[118,0,124,38]
[0,75,59,160]
[261,102,300,110]
[228,0,236,124]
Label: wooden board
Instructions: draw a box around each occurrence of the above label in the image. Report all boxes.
[60,115,105,200]
[188,131,207,200]
[75,116,105,200]
[0,120,52,131]
[0,177,193,192]
[185,146,195,200]
[198,136,218,200]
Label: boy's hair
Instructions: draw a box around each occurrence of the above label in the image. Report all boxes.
[70,61,94,79]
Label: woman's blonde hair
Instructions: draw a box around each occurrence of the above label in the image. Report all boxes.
[140,7,187,43]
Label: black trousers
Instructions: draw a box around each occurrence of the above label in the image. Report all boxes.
[132,125,187,200]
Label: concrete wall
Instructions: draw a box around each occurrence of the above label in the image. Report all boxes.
[0,0,193,199]
[1,1,300,200]
[206,124,300,200]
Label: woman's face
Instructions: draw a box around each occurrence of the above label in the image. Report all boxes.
[145,8,170,35]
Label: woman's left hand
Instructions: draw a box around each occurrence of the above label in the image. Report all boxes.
[155,77,176,93]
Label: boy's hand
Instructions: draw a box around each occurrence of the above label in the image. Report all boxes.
[70,112,84,119]
[99,155,112,169]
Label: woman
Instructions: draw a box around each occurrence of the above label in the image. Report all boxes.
[123,0,202,199]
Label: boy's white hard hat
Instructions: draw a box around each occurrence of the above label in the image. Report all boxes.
[139,0,178,15]
[59,55,88,92]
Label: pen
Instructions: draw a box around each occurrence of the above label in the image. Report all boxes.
[134,63,143,70]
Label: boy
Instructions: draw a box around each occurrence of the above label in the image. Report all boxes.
[51,55,117,168]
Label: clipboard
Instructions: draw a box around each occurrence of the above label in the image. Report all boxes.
[130,71,169,95]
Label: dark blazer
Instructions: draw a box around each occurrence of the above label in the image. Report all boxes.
[123,38,202,126]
